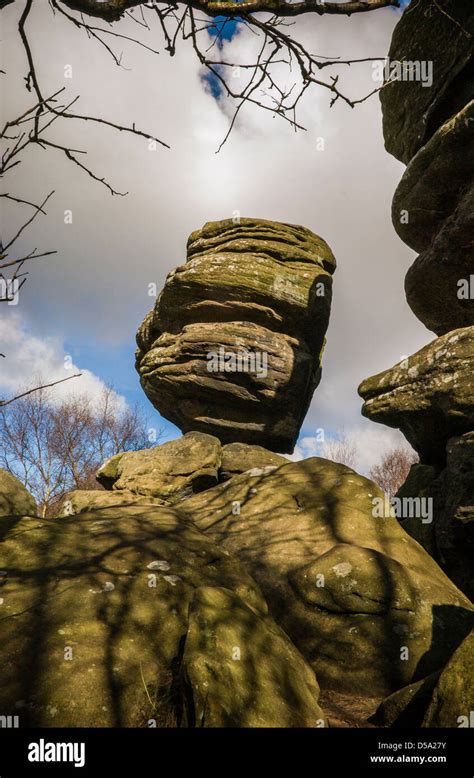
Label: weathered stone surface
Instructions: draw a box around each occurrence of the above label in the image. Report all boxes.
[370,672,440,728]
[0,503,323,727]
[135,218,335,453]
[220,442,287,481]
[380,0,474,165]
[96,432,221,503]
[374,0,474,613]
[404,180,474,336]
[397,464,439,501]
[397,433,474,600]
[0,469,36,517]
[58,489,167,516]
[137,321,321,452]
[95,433,289,502]
[396,464,439,560]
[178,457,473,696]
[380,0,474,337]
[358,327,474,465]
[422,630,474,727]
[372,630,474,728]
[435,434,474,579]
[186,218,336,272]
[391,99,474,274]
[182,586,326,728]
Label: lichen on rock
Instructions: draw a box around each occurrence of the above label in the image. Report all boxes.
[135,218,336,453]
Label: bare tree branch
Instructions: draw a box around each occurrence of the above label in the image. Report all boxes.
[0,374,83,408]
[60,0,400,22]
[2,191,55,252]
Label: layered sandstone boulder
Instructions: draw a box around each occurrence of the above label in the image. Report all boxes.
[358,327,474,465]
[394,103,474,335]
[380,0,473,166]
[182,586,326,727]
[135,218,335,453]
[381,1,474,336]
[96,431,222,503]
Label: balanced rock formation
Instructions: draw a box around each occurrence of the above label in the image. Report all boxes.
[359,0,474,598]
[0,503,325,727]
[135,218,336,453]
[177,457,473,697]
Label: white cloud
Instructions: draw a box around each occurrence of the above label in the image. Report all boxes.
[0,312,126,409]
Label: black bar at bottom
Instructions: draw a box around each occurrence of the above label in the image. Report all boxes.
[0,727,472,776]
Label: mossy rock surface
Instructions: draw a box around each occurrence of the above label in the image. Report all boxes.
[404,178,474,336]
[391,99,474,257]
[422,630,474,727]
[0,502,325,727]
[397,435,474,600]
[178,457,473,696]
[182,586,326,728]
[58,489,167,516]
[136,218,335,453]
[358,327,474,465]
[220,442,287,481]
[0,469,36,518]
[96,432,221,502]
[380,0,474,165]
[372,630,474,728]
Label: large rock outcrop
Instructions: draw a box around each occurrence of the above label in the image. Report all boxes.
[379,0,474,338]
[135,218,336,453]
[178,457,473,697]
[0,503,325,727]
[0,469,37,517]
[2,445,472,727]
[359,0,474,597]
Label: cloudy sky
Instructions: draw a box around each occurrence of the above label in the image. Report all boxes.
[0,0,428,473]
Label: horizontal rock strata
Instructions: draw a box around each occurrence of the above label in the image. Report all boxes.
[135,218,336,453]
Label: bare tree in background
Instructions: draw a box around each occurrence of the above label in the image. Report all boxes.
[0,383,158,515]
[369,445,418,498]
[321,432,358,469]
